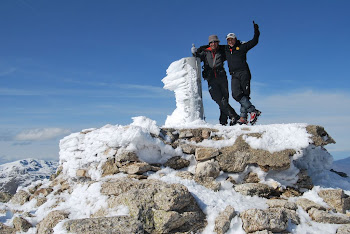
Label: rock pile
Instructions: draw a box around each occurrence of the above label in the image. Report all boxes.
[1,123,349,233]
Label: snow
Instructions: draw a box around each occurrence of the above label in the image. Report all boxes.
[162,57,205,126]
[2,116,350,233]
[0,159,58,194]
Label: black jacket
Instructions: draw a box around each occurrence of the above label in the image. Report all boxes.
[224,28,260,74]
[194,46,226,80]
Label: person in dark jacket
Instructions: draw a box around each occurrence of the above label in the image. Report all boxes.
[224,21,261,125]
[192,35,239,126]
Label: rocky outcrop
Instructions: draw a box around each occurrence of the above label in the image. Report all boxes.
[1,124,343,233]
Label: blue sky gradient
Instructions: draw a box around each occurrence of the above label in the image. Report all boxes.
[1,0,349,163]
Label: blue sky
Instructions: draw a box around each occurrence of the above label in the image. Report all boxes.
[1,0,349,163]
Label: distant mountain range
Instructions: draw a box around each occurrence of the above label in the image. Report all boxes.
[332,156,350,177]
[0,158,58,194]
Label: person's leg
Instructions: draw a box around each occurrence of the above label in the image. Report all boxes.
[208,80,229,125]
[219,77,239,122]
[240,70,261,124]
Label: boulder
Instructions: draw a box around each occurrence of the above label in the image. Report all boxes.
[9,190,30,205]
[36,210,69,234]
[217,136,294,173]
[318,189,350,214]
[306,125,336,146]
[308,208,350,224]
[240,208,288,233]
[164,156,190,170]
[13,216,32,232]
[115,150,139,167]
[102,178,205,233]
[214,205,236,234]
[0,223,15,234]
[266,199,297,210]
[194,176,221,191]
[337,224,350,234]
[0,192,12,203]
[195,147,219,162]
[101,158,119,177]
[296,198,326,212]
[234,183,277,198]
[120,162,153,175]
[63,216,144,234]
[179,143,196,154]
[195,159,220,178]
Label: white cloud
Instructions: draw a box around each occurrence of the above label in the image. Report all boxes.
[15,128,71,141]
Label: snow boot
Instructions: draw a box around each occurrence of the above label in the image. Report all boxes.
[250,110,261,125]
[237,117,248,125]
[229,115,239,126]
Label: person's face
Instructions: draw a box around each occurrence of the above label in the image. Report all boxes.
[209,41,219,50]
[227,38,236,47]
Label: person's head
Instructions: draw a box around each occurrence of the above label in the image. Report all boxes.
[208,35,220,50]
[226,33,237,47]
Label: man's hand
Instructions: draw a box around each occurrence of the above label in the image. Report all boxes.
[253,20,259,31]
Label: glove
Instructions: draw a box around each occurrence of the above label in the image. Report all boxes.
[191,44,197,55]
[253,20,259,31]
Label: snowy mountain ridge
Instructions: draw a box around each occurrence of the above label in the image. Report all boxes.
[0,158,58,194]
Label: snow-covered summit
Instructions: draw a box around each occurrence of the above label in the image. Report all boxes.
[0,158,58,194]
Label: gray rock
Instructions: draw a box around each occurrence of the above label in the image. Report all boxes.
[306,125,336,146]
[240,208,288,233]
[337,224,350,234]
[266,199,297,210]
[115,150,139,167]
[120,162,152,175]
[318,189,350,214]
[64,216,144,234]
[195,159,220,179]
[33,187,53,197]
[234,183,276,198]
[0,223,15,234]
[296,198,326,212]
[214,205,236,234]
[13,216,32,232]
[0,192,12,203]
[244,172,260,183]
[36,210,69,234]
[9,190,30,205]
[179,129,194,139]
[195,147,219,162]
[153,210,185,233]
[194,176,221,191]
[76,169,88,178]
[176,171,194,180]
[270,207,300,225]
[101,158,119,177]
[217,136,294,173]
[295,169,313,190]
[179,143,197,154]
[103,178,205,233]
[308,208,350,224]
[164,156,190,170]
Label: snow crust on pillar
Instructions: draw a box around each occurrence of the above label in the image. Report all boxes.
[162,57,205,127]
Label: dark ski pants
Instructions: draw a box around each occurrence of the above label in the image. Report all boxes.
[207,76,239,124]
[231,70,256,118]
